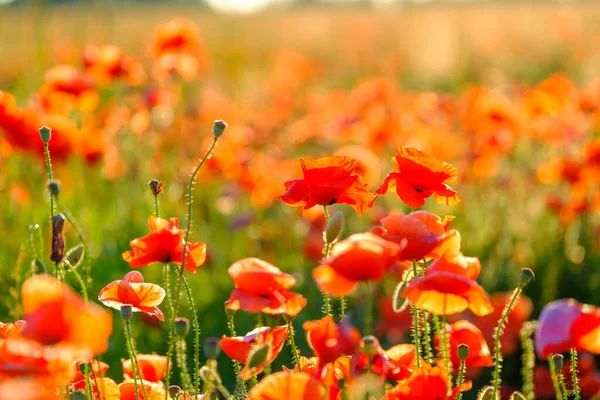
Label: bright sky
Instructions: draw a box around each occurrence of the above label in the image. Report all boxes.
[204,0,291,13]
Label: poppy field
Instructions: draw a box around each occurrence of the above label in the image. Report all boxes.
[1,3,600,400]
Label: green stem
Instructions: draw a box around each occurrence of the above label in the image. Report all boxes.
[571,348,581,400]
[89,364,102,400]
[492,285,524,400]
[558,370,568,400]
[441,313,451,376]
[323,206,330,222]
[456,359,466,400]
[164,269,180,399]
[422,311,432,365]
[287,320,302,372]
[322,205,332,318]
[548,356,563,400]
[69,266,88,303]
[44,142,54,218]
[176,337,193,392]
[250,376,258,389]
[84,363,93,400]
[520,321,537,400]
[181,272,201,396]
[364,282,372,336]
[153,195,159,218]
[227,315,247,396]
[340,296,346,320]
[124,322,143,400]
[411,260,422,368]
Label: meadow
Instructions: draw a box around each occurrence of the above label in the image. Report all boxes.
[1,2,600,399]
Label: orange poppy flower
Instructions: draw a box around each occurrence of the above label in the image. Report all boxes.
[402,251,493,317]
[83,44,146,86]
[248,371,326,400]
[280,156,377,216]
[122,216,207,273]
[377,146,460,208]
[119,379,165,400]
[535,299,600,359]
[220,325,289,380]
[39,65,99,114]
[303,316,361,365]
[0,320,26,338]
[384,364,472,400]
[98,271,166,321]
[225,258,307,317]
[21,274,113,355]
[313,233,402,297]
[71,359,109,385]
[122,354,168,383]
[151,18,206,61]
[440,320,492,368]
[334,145,382,188]
[283,356,350,399]
[72,377,120,400]
[351,341,421,382]
[371,211,459,261]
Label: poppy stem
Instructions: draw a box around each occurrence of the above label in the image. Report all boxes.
[456,359,466,400]
[422,311,432,365]
[153,194,160,218]
[558,369,569,400]
[491,284,524,400]
[286,319,302,372]
[227,314,247,396]
[321,205,333,318]
[83,363,93,400]
[364,282,373,335]
[548,355,564,400]
[340,296,347,320]
[571,348,581,400]
[181,272,201,397]
[250,375,258,388]
[440,314,451,376]
[43,142,54,219]
[411,260,422,368]
[323,205,330,222]
[164,271,179,400]
[68,265,89,303]
[176,337,193,392]
[520,321,537,400]
[89,363,102,400]
[123,321,147,400]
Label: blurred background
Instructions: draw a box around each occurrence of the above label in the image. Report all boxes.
[1,0,600,398]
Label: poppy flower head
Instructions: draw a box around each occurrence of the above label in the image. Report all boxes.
[98,271,166,321]
[303,316,362,365]
[248,371,326,400]
[226,258,307,317]
[372,211,459,261]
[313,232,402,297]
[351,342,421,382]
[122,354,168,383]
[220,325,289,380]
[122,216,207,273]
[402,251,493,317]
[383,364,472,400]
[377,146,461,208]
[71,359,109,385]
[441,320,492,368]
[280,156,377,216]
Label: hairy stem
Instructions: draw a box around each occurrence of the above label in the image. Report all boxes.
[571,348,581,400]
[520,321,537,399]
[181,272,201,396]
[287,320,302,372]
[124,322,144,400]
[227,314,247,396]
[411,260,422,368]
[548,356,564,400]
[456,359,466,400]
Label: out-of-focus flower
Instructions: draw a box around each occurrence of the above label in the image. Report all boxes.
[383,364,472,399]
[122,354,168,383]
[280,156,377,216]
[122,216,207,273]
[83,44,146,86]
[39,65,99,114]
[377,146,460,208]
[0,320,26,339]
[313,232,402,297]
[225,258,307,317]
[351,340,421,381]
[248,371,325,400]
[439,320,492,368]
[303,316,361,366]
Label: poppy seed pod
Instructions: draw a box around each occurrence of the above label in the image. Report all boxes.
[39,126,51,143]
[120,305,133,321]
[47,180,61,196]
[325,212,344,244]
[360,335,380,356]
[458,344,469,360]
[168,385,181,397]
[174,317,190,337]
[50,214,66,265]
[552,353,564,369]
[213,120,227,138]
[148,179,164,196]
[247,343,270,369]
[71,390,87,400]
[204,337,221,360]
[519,268,535,286]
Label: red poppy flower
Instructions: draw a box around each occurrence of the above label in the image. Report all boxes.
[371,211,459,261]
[72,376,119,400]
[0,321,26,339]
[83,44,146,86]
[122,354,168,383]
[438,320,492,368]
[220,325,289,380]
[303,316,361,365]
[383,364,472,400]
[151,18,206,61]
[248,371,326,400]
[351,340,422,382]
[535,299,600,359]
[122,216,207,273]
[313,233,402,297]
[402,251,493,316]
[280,156,377,216]
[119,379,166,400]
[98,271,166,321]
[377,146,461,208]
[71,359,109,385]
[225,258,307,317]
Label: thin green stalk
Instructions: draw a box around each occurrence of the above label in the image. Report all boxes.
[411,260,422,368]
[164,272,181,399]
[323,206,330,222]
[250,376,258,389]
[571,348,581,400]
[340,296,346,320]
[422,311,432,365]
[548,356,563,400]
[364,282,373,336]
[322,205,332,318]
[558,370,568,400]
[124,322,142,400]
[492,285,524,400]
[227,315,247,396]
[520,321,537,399]
[176,337,193,392]
[181,272,201,396]
[441,313,451,376]
[287,320,302,372]
[69,266,88,303]
[44,142,54,218]
[456,359,466,400]
[84,364,93,400]
[89,364,103,400]
[153,195,159,218]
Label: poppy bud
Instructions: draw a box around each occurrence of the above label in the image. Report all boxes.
[47,180,61,196]
[50,214,66,265]
[510,392,526,400]
[477,386,495,400]
[204,337,221,360]
[458,344,469,360]
[247,343,270,369]
[148,179,164,196]
[120,305,133,321]
[71,390,87,400]
[64,244,85,270]
[213,120,227,138]
[168,385,181,397]
[224,302,236,319]
[360,335,380,356]
[39,126,51,143]
[325,212,344,244]
[552,353,564,369]
[174,317,190,337]
[519,268,535,286]
[31,259,47,274]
